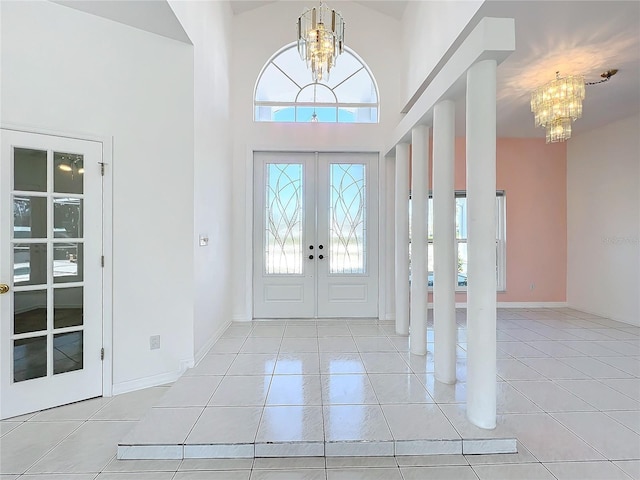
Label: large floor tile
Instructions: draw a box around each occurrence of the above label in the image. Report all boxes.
[498,342,549,358]
[103,458,181,472]
[400,465,479,479]
[614,460,640,479]
[226,354,277,376]
[523,341,582,357]
[29,397,113,422]
[555,379,640,411]
[185,354,235,376]
[209,375,271,406]
[266,375,322,406]
[319,353,366,374]
[368,373,434,404]
[0,421,81,474]
[495,382,542,414]
[327,467,402,479]
[250,470,326,480]
[508,381,596,412]
[253,457,325,469]
[602,378,640,399]
[605,410,640,434]
[559,357,632,379]
[382,404,459,440]
[359,353,410,374]
[280,338,319,353]
[256,406,324,443]
[186,406,262,444]
[155,375,222,407]
[120,407,202,445]
[28,421,134,474]
[20,475,98,480]
[323,405,392,442]
[240,337,282,354]
[472,463,555,479]
[496,359,546,381]
[274,353,321,375]
[353,336,395,352]
[321,374,378,405]
[506,414,605,462]
[544,460,634,479]
[318,337,358,353]
[92,387,170,421]
[173,471,250,480]
[0,422,20,437]
[518,357,590,380]
[551,411,640,460]
[416,374,466,404]
[597,356,640,376]
[95,473,175,479]
[179,458,254,470]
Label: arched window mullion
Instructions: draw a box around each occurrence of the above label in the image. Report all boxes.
[254,44,379,123]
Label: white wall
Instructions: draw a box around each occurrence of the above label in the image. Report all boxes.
[567,113,640,325]
[1,0,196,389]
[401,0,483,108]
[169,1,234,362]
[230,1,402,320]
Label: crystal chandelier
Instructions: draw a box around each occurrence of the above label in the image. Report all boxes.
[530,72,585,143]
[297,2,345,82]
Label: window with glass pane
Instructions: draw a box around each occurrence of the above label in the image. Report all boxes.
[423,192,505,290]
[265,164,304,274]
[330,164,366,274]
[254,45,379,123]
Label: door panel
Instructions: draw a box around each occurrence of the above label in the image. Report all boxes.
[0,129,103,419]
[316,153,378,317]
[253,151,378,318]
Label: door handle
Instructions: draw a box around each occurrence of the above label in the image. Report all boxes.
[0,284,9,295]
[319,255,324,260]
[318,245,324,250]
[309,245,314,250]
[308,255,314,260]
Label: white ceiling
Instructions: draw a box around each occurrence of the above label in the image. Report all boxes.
[53,0,639,138]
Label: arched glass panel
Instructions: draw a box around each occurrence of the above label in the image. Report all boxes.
[254,44,379,123]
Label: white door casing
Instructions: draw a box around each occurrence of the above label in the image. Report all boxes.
[0,129,103,419]
[253,151,378,318]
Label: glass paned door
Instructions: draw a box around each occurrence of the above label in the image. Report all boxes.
[0,130,103,419]
[254,152,378,318]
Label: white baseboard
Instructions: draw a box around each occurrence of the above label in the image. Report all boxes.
[496,302,568,308]
[232,314,252,322]
[566,303,639,327]
[194,320,231,367]
[112,370,183,396]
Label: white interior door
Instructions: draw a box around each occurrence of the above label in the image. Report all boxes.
[253,151,378,318]
[0,129,103,419]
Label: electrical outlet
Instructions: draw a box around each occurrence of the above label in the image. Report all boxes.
[150,335,160,350]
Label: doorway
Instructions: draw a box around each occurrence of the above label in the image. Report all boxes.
[253,151,378,318]
[0,129,104,419]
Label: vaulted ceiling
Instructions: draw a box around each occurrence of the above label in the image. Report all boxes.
[52,0,640,138]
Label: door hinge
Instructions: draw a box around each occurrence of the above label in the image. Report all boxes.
[101,255,105,267]
[99,162,105,176]
[100,347,105,361]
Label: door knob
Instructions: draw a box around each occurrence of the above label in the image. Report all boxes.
[309,245,314,250]
[318,245,324,249]
[308,255,314,260]
[319,255,324,260]
[0,284,9,295]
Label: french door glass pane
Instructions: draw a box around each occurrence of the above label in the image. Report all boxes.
[53,243,83,282]
[13,243,46,286]
[53,332,83,375]
[14,337,47,382]
[14,290,47,334]
[54,152,84,194]
[54,287,83,328]
[13,196,47,238]
[54,198,83,238]
[329,163,366,274]
[14,148,47,192]
[265,163,303,274]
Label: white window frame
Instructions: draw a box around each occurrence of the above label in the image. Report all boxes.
[425,190,506,292]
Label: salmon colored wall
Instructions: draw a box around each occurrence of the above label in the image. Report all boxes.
[420,137,567,303]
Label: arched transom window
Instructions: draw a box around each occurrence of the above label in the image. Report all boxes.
[254,44,379,123]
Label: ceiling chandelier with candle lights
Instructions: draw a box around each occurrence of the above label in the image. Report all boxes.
[530,71,585,143]
[297,2,345,83]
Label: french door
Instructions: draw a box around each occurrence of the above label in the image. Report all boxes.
[253,151,378,318]
[0,129,103,419]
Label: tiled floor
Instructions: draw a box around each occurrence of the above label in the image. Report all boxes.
[1,308,639,479]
